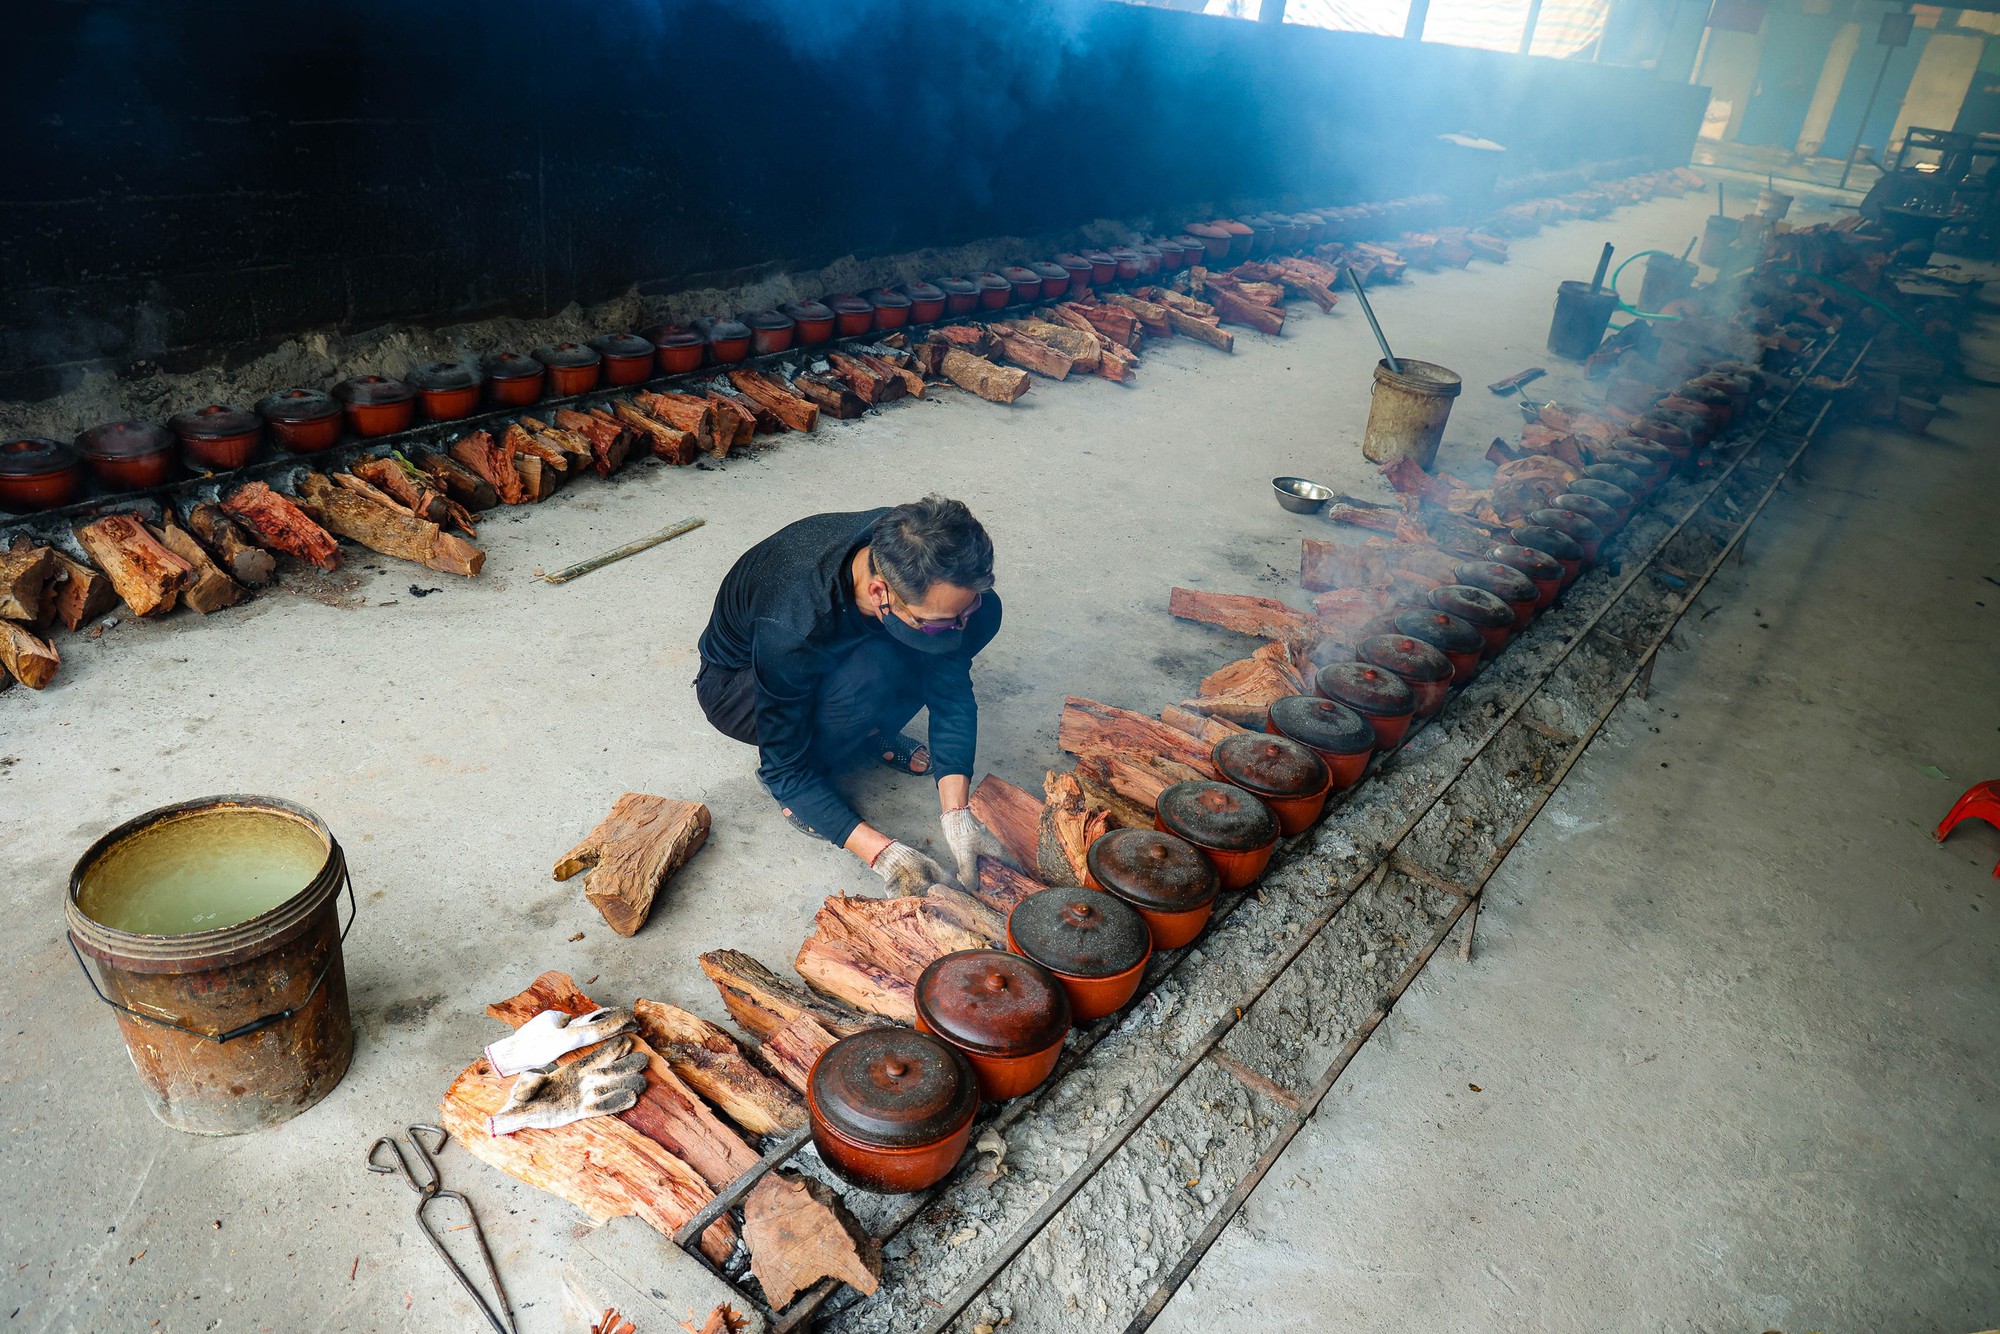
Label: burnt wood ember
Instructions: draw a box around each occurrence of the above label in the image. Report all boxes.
[1059,301,1140,349]
[1074,753,1210,815]
[860,349,927,398]
[1070,766,1154,832]
[449,430,526,505]
[607,401,694,464]
[295,473,484,577]
[552,793,710,938]
[512,451,553,503]
[1195,275,1286,335]
[698,949,880,1042]
[75,512,195,613]
[1140,288,1236,351]
[0,619,59,689]
[152,517,245,614]
[702,391,762,445]
[1300,538,1459,592]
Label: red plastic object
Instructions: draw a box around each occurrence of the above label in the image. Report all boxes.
[1934,780,2000,877]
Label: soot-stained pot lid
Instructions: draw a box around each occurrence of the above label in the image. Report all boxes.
[1581,463,1645,495]
[1358,634,1452,684]
[810,1027,977,1148]
[77,421,174,456]
[333,375,417,406]
[406,361,481,392]
[1526,507,1604,548]
[1212,732,1330,799]
[1156,780,1280,852]
[1451,560,1540,605]
[255,388,341,423]
[481,351,544,381]
[532,341,602,369]
[867,288,912,309]
[746,309,796,331]
[1009,888,1151,979]
[168,404,259,439]
[1488,543,1565,584]
[974,273,1013,291]
[902,283,945,302]
[781,300,836,321]
[828,294,876,314]
[1085,828,1219,913]
[1390,607,1484,657]
[1550,493,1619,530]
[1565,477,1635,512]
[938,278,980,296]
[1031,261,1068,282]
[0,437,77,477]
[1316,661,1414,717]
[1511,525,1584,563]
[1427,584,1514,629]
[915,949,1070,1056]
[589,333,655,359]
[1268,694,1376,755]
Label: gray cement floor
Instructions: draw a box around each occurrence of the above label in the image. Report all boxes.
[2,187,1993,1332]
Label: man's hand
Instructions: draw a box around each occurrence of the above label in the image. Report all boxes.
[941,807,1023,890]
[871,841,959,895]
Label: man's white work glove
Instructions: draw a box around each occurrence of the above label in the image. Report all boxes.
[871,840,959,896]
[941,807,1024,890]
[485,1006,635,1077]
[488,1036,649,1137]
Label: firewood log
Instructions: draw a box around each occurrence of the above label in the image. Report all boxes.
[152,517,245,614]
[1160,706,1248,743]
[0,619,59,689]
[755,1013,839,1095]
[931,324,994,355]
[1179,648,1301,726]
[714,388,780,434]
[554,409,635,476]
[1070,768,1153,832]
[1060,302,1140,348]
[295,473,483,577]
[1129,290,1235,351]
[48,550,119,631]
[698,949,880,1041]
[794,931,917,1022]
[793,889,1004,1022]
[1232,280,1287,307]
[1004,320,1101,373]
[970,774,1044,871]
[727,369,820,432]
[1074,754,1207,814]
[1300,538,1459,593]
[517,416,595,469]
[513,451,552,502]
[976,858,1047,914]
[74,513,194,615]
[857,350,926,398]
[449,431,526,506]
[506,423,571,477]
[792,373,869,420]
[1168,586,1316,658]
[741,1174,882,1307]
[414,448,501,509]
[330,469,410,512]
[630,999,805,1137]
[991,332,1073,380]
[552,793,710,938]
[826,352,906,407]
[1101,293,1172,339]
[938,348,1030,404]
[178,504,274,588]
[612,401,697,465]
[1059,696,1220,778]
[0,545,56,622]
[1037,770,1111,888]
[1205,282,1285,335]
[701,394,758,449]
[351,456,448,523]
[632,392,727,458]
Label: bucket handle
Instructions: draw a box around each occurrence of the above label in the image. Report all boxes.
[68,864,356,1044]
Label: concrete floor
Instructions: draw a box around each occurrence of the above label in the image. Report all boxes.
[1,186,1993,1332]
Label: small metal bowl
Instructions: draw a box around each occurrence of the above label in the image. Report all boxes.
[1273,476,1333,514]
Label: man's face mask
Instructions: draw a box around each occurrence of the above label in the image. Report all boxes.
[875,582,983,655]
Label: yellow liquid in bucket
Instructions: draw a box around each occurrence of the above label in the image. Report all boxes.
[77,808,328,936]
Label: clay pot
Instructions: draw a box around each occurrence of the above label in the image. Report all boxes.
[1631,416,1697,465]
[1154,781,1280,891]
[903,284,947,325]
[1693,371,1753,419]
[1487,543,1564,610]
[1031,262,1069,301]
[333,376,417,438]
[1000,267,1042,303]
[747,309,797,356]
[1427,584,1515,657]
[1315,661,1416,750]
[940,279,981,317]
[482,352,547,408]
[1357,634,1453,720]
[0,437,84,511]
[1084,252,1116,286]
[867,288,912,331]
[1511,525,1584,587]
[1527,507,1604,563]
[1154,239,1188,272]
[649,329,705,375]
[1212,731,1332,836]
[974,274,1013,311]
[829,295,877,337]
[1582,463,1647,501]
[256,388,344,454]
[169,404,263,471]
[1244,218,1276,257]
[1265,694,1374,791]
[78,421,178,490]
[1006,888,1152,1023]
[1216,220,1253,261]
[1133,244,1163,276]
[699,318,753,365]
[1565,477,1636,526]
[1084,828,1219,950]
[782,301,837,345]
[1596,448,1668,492]
[532,342,603,397]
[1108,248,1142,282]
[1450,560,1539,630]
[1551,491,1621,539]
[1295,213,1328,246]
[808,1027,978,1193]
[590,333,657,386]
[1055,255,1093,292]
[1184,224,1232,264]
[1386,607,1484,684]
[408,362,483,422]
[914,949,1070,1102]
[1614,437,1679,477]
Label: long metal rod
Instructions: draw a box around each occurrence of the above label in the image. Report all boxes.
[1838,42,1898,191]
[1345,267,1400,372]
[670,1124,812,1248]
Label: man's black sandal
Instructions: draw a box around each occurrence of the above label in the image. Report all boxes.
[875,731,931,775]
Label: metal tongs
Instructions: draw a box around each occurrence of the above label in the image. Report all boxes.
[366,1124,518,1334]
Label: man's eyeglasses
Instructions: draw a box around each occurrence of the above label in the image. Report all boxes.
[889,589,983,634]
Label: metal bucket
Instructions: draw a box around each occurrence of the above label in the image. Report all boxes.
[1638,253,1697,313]
[66,795,355,1135]
[1546,281,1620,360]
[1361,358,1462,468]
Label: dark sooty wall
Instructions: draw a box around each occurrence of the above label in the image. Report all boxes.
[0,0,1705,399]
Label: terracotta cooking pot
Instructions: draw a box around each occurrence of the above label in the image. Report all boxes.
[903,284,947,325]
[1582,463,1650,502]
[169,404,263,471]
[808,1027,978,1194]
[940,279,981,317]
[1314,661,1416,750]
[1450,560,1540,630]
[1486,544,1564,611]
[829,295,877,336]
[482,352,546,408]
[1085,252,1116,286]
[1511,525,1585,587]
[1084,827,1220,950]
[698,318,753,365]
[1564,477,1635,526]
[747,309,797,356]
[77,420,180,490]
[974,273,1013,310]
[1154,780,1280,891]
[1031,261,1069,300]
[867,288,913,330]
[1357,634,1453,720]
[333,376,417,438]
[1056,254,1094,291]
[1426,584,1516,657]
[1108,247,1142,282]
[1526,507,1604,563]
[1266,693,1374,790]
[256,388,343,454]
[408,362,483,422]
[590,333,657,386]
[1007,888,1152,1022]
[532,342,602,397]
[1385,608,1484,685]
[648,328,705,375]
[781,301,837,345]
[1550,491,1621,539]
[914,949,1070,1102]
[1000,267,1042,303]
[0,437,85,511]
[1211,731,1332,836]
[1184,224,1232,264]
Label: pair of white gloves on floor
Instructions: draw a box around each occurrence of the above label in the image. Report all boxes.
[485,1007,648,1137]
[872,807,1021,896]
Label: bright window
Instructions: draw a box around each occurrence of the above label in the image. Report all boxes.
[1279,0,1413,36]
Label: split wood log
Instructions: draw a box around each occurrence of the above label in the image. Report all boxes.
[1037,770,1110,888]
[554,408,635,476]
[0,545,56,623]
[184,504,278,587]
[1101,293,1173,339]
[1005,320,1101,373]
[415,448,501,509]
[969,774,1045,872]
[1059,302,1140,348]
[755,1013,840,1095]
[740,1174,882,1308]
[698,949,881,1042]
[1231,280,1287,308]
[521,420,596,473]
[1159,706,1248,743]
[1206,283,1285,335]
[1163,306,1235,352]
[630,999,805,1137]
[714,388,780,435]
[552,793,710,937]
[793,889,1004,1022]
[1074,754,1207,814]
[1325,499,1401,534]
[825,352,905,407]
[991,332,1073,380]
[938,348,1030,404]
[330,469,410,512]
[222,483,341,570]
[1146,287,1219,321]
[976,858,1048,915]
[514,450,553,503]
[153,518,245,614]
[506,423,572,481]
[449,431,527,506]
[792,373,869,420]
[1070,768,1154,832]
[702,394,759,449]
[930,325,994,355]
[612,402,698,465]
[294,473,484,577]
[632,393,726,458]
[351,456,448,523]
[1299,538,1460,593]
[0,619,59,689]
[48,550,119,631]
[1168,586,1316,658]
[1180,676,1298,727]
[857,350,926,398]
[74,513,194,615]
[727,369,820,432]
[1058,695,1219,778]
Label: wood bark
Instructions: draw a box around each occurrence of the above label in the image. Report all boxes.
[698,950,880,1042]
[1003,320,1101,373]
[185,503,277,587]
[47,550,119,631]
[1300,537,1459,593]
[1058,696,1220,778]
[153,518,245,614]
[755,1013,840,1096]
[1036,770,1110,888]
[727,369,820,432]
[630,999,805,1137]
[449,431,526,506]
[0,545,56,623]
[351,456,448,524]
[938,348,1030,404]
[976,858,1048,915]
[792,889,1004,1022]
[553,408,635,476]
[715,388,780,435]
[1159,706,1248,743]
[1100,293,1173,339]
[702,394,759,449]
[930,324,994,355]
[969,773,1045,872]
[1168,586,1316,658]
[613,401,698,465]
[740,1174,882,1308]
[1059,302,1140,348]
[632,393,726,458]
[991,333,1073,380]
[0,619,59,689]
[825,352,906,407]
[414,448,501,509]
[294,473,484,577]
[513,450,552,502]
[505,422,573,476]
[552,794,710,937]
[792,373,869,420]
[1070,767,1153,832]
[516,416,595,470]
[1074,754,1207,814]
[858,350,926,399]
[1162,305,1235,351]
[74,513,194,615]
[1199,279,1285,335]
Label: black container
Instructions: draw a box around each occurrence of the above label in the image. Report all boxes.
[1546,280,1621,360]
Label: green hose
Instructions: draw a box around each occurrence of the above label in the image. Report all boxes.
[1606,249,1688,321]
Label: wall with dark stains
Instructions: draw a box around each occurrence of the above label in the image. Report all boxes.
[0,0,1706,400]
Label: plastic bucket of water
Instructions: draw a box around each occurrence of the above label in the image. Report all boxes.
[1361,358,1462,468]
[1546,280,1621,360]
[66,795,355,1135]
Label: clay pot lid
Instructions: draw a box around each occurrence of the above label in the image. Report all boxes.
[1294,211,1326,226]
[481,351,545,381]
[1184,223,1230,239]
[168,404,259,439]
[1595,449,1664,479]
[974,273,1013,291]
[1428,583,1514,629]
[1134,243,1163,259]
[1056,255,1093,274]
[1451,560,1539,604]
[938,278,980,296]
[810,1027,977,1148]
[1212,731,1329,799]
[1358,634,1453,684]
[746,309,796,331]
[650,328,704,350]
[255,388,341,423]
[0,437,78,477]
[1000,266,1039,284]
[1030,261,1068,281]
[1169,234,1205,250]
[828,294,875,313]
[1214,220,1253,236]
[1083,251,1115,265]
[1511,525,1583,564]
[589,333,655,359]
[1156,780,1280,852]
[1551,493,1618,529]
[407,361,481,391]
[702,319,751,343]
[532,341,601,370]
[902,283,945,302]
[916,949,1070,1057]
[1153,239,1186,257]
[1566,477,1634,511]
[1488,543,1564,583]
[1085,828,1219,913]
[1008,888,1150,979]
[1526,507,1604,547]
[1244,219,1276,240]
[1585,463,1652,494]
[77,421,173,457]
[781,300,835,322]
[1268,694,1375,756]
[1316,661,1414,717]
[333,375,417,406]
[1609,437,1675,466]
[1673,382,1730,405]
[1106,246,1140,260]
[867,288,912,309]
[1389,607,1484,657]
